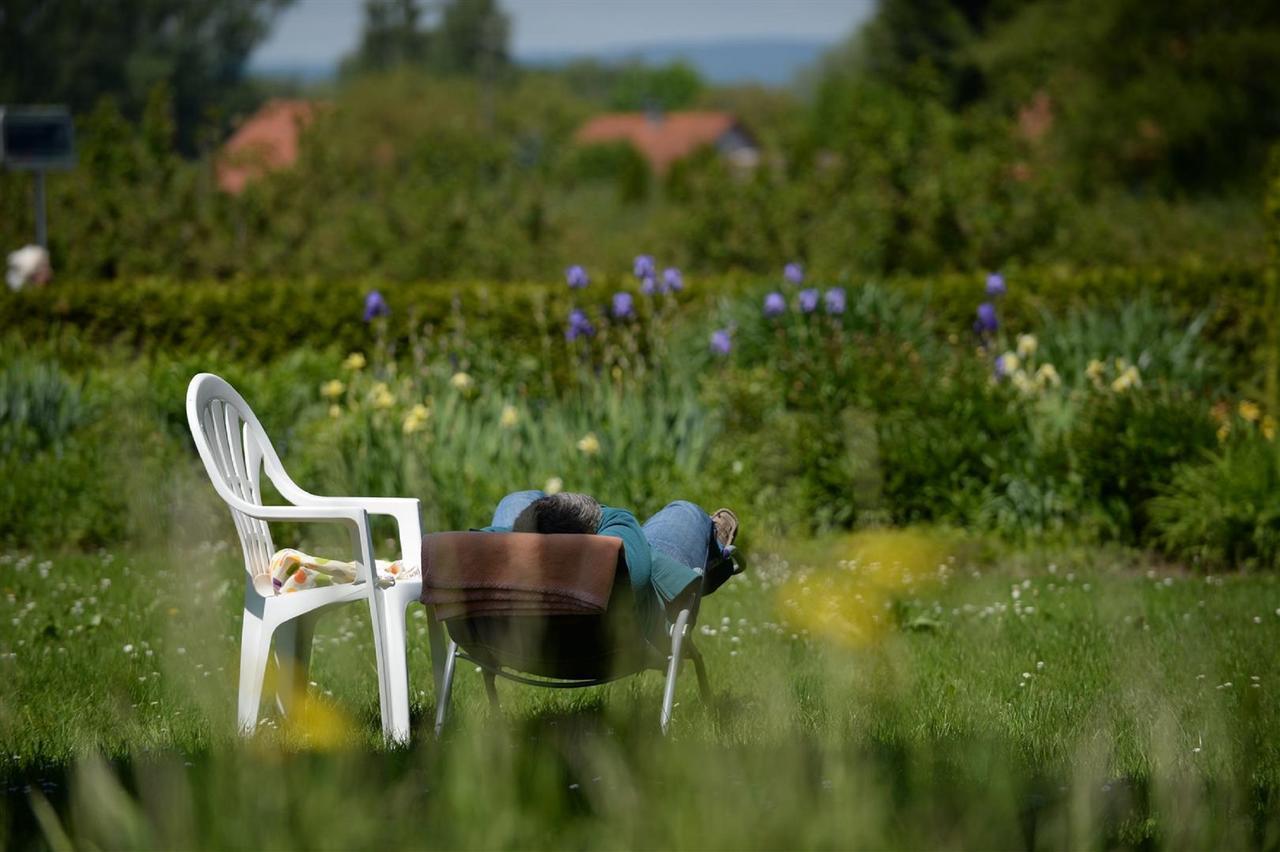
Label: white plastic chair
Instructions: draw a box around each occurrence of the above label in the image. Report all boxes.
[186,372,443,744]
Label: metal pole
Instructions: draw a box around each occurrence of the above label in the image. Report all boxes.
[34,170,47,248]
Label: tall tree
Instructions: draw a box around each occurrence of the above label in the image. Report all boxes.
[0,0,293,151]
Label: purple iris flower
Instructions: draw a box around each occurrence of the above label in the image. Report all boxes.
[985,272,1006,298]
[363,290,390,322]
[763,292,786,317]
[710,329,732,355]
[633,254,656,280]
[798,288,819,314]
[663,267,683,292]
[612,292,634,319]
[784,262,804,285]
[565,308,595,341]
[975,302,998,334]
[566,265,589,289]
[824,287,847,315]
[640,275,658,295]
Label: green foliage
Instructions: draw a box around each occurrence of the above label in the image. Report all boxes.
[0,0,292,151]
[340,0,510,78]
[0,358,86,457]
[1151,431,1280,570]
[608,62,704,112]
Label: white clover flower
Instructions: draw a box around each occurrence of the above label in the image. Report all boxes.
[1016,334,1038,359]
[544,476,564,495]
[999,352,1020,375]
[499,404,519,429]
[1035,363,1061,388]
[450,372,474,391]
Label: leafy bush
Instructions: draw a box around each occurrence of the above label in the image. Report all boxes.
[1150,432,1280,570]
[0,359,87,457]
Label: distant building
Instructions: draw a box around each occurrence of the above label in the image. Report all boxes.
[575,110,759,174]
[216,99,317,194]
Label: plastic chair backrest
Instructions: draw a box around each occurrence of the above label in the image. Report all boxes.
[186,373,286,581]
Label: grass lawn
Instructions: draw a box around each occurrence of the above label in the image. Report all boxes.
[3,533,1279,849]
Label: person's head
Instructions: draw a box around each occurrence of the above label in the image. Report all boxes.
[512,492,602,535]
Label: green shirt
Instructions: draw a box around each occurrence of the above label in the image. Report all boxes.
[481,505,701,643]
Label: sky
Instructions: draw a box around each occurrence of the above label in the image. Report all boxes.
[250,0,876,67]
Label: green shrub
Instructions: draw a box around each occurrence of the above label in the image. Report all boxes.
[0,359,88,457]
[1149,432,1280,570]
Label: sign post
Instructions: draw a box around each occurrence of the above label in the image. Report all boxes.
[0,106,76,248]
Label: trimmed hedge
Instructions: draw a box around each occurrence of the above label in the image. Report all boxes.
[2,263,1271,372]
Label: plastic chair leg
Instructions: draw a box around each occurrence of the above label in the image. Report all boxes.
[237,608,273,735]
[434,640,458,737]
[273,614,317,717]
[686,636,712,703]
[660,608,692,735]
[380,595,412,744]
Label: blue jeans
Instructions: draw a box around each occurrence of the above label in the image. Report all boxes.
[490,491,725,573]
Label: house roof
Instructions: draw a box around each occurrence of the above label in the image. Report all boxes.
[575,111,745,173]
[216,99,317,194]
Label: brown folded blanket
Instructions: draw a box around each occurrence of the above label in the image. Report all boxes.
[421,531,622,620]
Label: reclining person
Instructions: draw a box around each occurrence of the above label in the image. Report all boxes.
[481,491,741,642]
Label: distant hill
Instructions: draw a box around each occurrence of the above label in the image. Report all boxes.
[520,38,834,86]
[249,37,835,87]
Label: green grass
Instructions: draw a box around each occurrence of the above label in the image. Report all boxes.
[3,535,1280,848]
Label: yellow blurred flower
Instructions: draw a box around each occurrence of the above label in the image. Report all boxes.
[1263,415,1276,441]
[611,365,623,382]
[998,352,1020,375]
[1111,365,1140,393]
[1011,370,1036,395]
[576,432,601,455]
[1085,358,1106,388]
[450,372,473,391]
[402,403,430,434]
[544,476,564,495]
[321,379,345,399]
[1016,334,1038,359]
[328,404,341,419]
[1034,363,1061,388]
[371,382,395,409]
[499,404,519,429]
[1239,400,1261,422]
[1217,422,1231,442]
[343,352,366,371]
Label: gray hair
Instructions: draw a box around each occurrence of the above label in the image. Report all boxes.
[512,492,602,535]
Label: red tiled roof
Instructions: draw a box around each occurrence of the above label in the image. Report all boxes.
[216,99,317,194]
[575,111,742,173]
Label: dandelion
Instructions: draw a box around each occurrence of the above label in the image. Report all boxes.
[321,379,345,399]
[343,352,366,371]
[1035,363,1061,388]
[710,329,732,355]
[784,262,804,285]
[565,308,595,341]
[633,254,656,280]
[824,287,847,315]
[986,272,1006,298]
[565,265,589,289]
[1239,400,1261,422]
[363,290,390,322]
[798,289,819,314]
[544,477,564,495]
[450,372,473,392]
[975,302,998,334]
[1016,334,1038,359]
[499,404,519,429]
[663,267,683,292]
[611,292,634,319]
[763,292,786,317]
[371,383,395,409]
[576,432,601,455]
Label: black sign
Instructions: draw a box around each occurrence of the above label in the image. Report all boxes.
[1,107,76,170]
